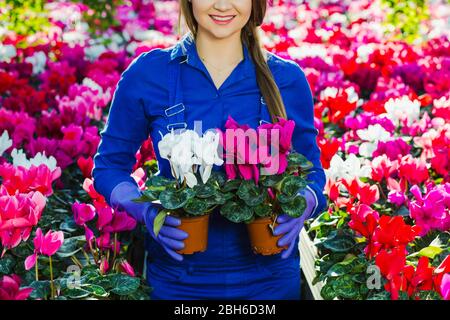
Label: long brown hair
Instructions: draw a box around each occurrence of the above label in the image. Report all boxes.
[178,0,287,123]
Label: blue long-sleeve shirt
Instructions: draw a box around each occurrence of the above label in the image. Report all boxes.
[92,33,327,221]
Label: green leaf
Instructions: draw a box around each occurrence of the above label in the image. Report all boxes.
[280,175,307,197]
[83,284,109,298]
[322,231,356,253]
[64,287,91,299]
[418,246,443,259]
[60,218,78,233]
[193,184,216,198]
[367,291,391,300]
[326,263,351,277]
[220,200,253,223]
[287,152,311,169]
[160,189,195,210]
[132,190,160,202]
[208,171,227,187]
[183,198,210,216]
[237,180,266,206]
[416,290,442,300]
[320,282,336,300]
[29,280,51,299]
[254,203,272,218]
[280,196,307,218]
[332,275,359,299]
[147,175,174,188]
[222,179,241,192]
[261,175,283,187]
[109,274,140,296]
[153,210,168,237]
[0,255,16,275]
[56,236,85,258]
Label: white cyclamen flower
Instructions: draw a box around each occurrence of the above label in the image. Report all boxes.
[158,129,225,187]
[0,130,12,157]
[11,148,57,170]
[356,124,391,158]
[325,153,371,181]
[25,51,47,75]
[194,130,224,184]
[383,96,420,126]
[0,44,16,62]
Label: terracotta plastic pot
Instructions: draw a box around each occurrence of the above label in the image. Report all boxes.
[246,216,288,255]
[176,214,210,254]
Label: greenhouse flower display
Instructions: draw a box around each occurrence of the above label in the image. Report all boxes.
[0,0,448,301]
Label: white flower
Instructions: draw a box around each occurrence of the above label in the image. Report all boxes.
[356,124,391,158]
[157,129,224,187]
[356,44,375,63]
[25,51,47,75]
[0,130,13,157]
[194,130,224,183]
[11,148,57,170]
[325,153,372,181]
[0,44,17,62]
[82,78,104,95]
[383,96,421,126]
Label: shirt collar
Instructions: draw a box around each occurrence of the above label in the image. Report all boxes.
[169,32,253,78]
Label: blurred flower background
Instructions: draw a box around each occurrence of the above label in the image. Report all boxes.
[0,0,449,300]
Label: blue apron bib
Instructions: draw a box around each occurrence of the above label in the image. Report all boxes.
[145,56,301,300]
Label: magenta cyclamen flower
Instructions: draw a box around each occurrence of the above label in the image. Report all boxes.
[72,202,96,226]
[24,228,64,270]
[72,202,96,246]
[0,275,33,300]
[408,184,450,236]
[257,117,295,175]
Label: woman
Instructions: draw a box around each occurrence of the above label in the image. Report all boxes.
[92,0,327,300]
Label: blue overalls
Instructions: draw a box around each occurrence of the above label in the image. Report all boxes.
[92,32,327,300]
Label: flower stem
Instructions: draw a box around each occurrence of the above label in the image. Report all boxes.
[35,259,39,281]
[377,182,387,200]
[49,256,55,299]
[113,233,118,262]
[82,249,91,265]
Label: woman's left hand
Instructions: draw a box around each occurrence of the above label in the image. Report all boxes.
[273,187,317,259]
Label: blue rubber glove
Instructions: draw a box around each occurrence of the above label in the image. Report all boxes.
[273,186,318,259]
[109,181,188,261]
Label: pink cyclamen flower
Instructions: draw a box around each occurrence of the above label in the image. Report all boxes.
[120,260,136,277]
[24,228,64,270]
[96,207,137,233]
[409,184,450,236]
[257,117,295,175]
[0,185,46,255]
[0,163,61,197]
[72,202,96,226]
[0,274,33,300]
[441,273,450,300]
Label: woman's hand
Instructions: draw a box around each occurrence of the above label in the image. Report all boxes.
[273,187,318,259]
[110,181,188,262]
[143,207,188,262]
[273,213,309,259]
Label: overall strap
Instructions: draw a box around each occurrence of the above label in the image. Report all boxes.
[259,95,272,125]
[165,58,187,133]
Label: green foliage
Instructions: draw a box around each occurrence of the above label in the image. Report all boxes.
[79,0,124,35]
[0,0,50,39]
[380,0,430,43]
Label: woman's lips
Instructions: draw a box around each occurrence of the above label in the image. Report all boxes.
[209,15,236,25]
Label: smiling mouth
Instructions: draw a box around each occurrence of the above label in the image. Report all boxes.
[209,15,236,24]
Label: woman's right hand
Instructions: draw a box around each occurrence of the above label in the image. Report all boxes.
[109,181,188,261]
[143,206,188,261]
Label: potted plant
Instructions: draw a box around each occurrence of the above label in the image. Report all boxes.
[218,116,314,255]
[134,129,226,254]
